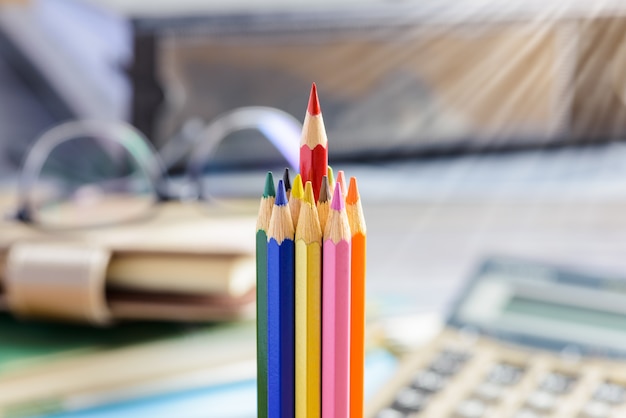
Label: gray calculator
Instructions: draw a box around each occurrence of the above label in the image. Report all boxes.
[367,257,626,418]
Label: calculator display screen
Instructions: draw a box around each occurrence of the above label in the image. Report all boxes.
[505,296,626,334]
[450,258,626,356]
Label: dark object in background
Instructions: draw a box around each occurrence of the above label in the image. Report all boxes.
[4,3,626,173]
[130,9,626,166]
[129,33,164,145]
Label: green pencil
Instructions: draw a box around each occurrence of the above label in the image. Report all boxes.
[256,171,275,418]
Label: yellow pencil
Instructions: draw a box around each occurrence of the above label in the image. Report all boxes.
[290,173,304,229]
[295,181,323,418]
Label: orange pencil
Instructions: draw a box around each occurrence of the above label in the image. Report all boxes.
[347,177,366,418]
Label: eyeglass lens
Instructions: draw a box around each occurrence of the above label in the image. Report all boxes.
[26,125,158,228]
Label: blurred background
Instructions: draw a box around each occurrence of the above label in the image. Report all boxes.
[3,0,626,417]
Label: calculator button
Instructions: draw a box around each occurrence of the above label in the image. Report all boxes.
[411,370,447,393]
[375,407,410,418]
[539,372,576,394]
[486,363,524,386]
[429,355,462,376]
[473,382,504,402]
[593,382,626,405]
[580,401,611,418]
[525,391,556,412]
[441,349,472,363]
[513,408,544,418]
[393,387,429,412]
[454,399,487,418]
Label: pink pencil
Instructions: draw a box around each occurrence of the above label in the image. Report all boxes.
[322,183,351,418]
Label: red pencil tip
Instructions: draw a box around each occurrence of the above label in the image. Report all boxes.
[307,82,321,115]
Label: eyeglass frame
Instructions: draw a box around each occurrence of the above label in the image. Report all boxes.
[13,106,302,227]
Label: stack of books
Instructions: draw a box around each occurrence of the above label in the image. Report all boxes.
[0,198,258,323]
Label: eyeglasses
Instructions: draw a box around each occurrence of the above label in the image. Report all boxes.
[13,107,302,229]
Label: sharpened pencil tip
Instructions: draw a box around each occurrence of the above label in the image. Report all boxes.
[331,183,344,210]
[282,167,291,192]
[327,166,334,187]
[318,175,330,203]
[292,174,304,198]
[275,180,288,206]
[307,82,321,116]
[336,170,347,195]
[263,171,275,198]
[346,177,359,204]
[303,181,315,205]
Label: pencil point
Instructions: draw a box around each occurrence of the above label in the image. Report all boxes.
[283,168,292,193]
[331,183,344,210]
[319,176,330,203]
[327,166,335,188]
[307,82,321,116]
[346,177,359,204]
[263,171,275,198]
[303,181,315,205]
[336,170,347,195]
[276,180,288,206]
[292,174,304,198]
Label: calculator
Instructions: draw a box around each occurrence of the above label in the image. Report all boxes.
[367,257,626,418]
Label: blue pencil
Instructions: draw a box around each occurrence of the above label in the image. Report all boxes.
[267,179,295,418]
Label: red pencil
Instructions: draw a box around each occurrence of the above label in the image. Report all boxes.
[300,83,328,202]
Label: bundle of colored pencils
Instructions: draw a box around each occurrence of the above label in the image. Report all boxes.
[256,83,367,418]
